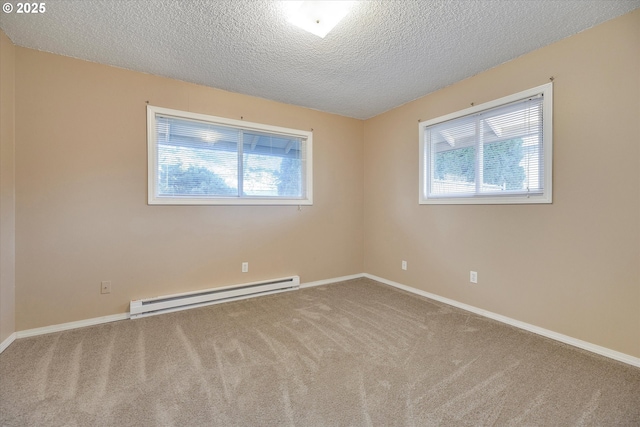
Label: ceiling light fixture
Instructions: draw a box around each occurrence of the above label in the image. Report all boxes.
[284,1,356,38]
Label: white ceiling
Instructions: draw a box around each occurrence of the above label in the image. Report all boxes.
[1,1,638,119]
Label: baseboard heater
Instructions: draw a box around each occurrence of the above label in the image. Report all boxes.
[129,276,300,319]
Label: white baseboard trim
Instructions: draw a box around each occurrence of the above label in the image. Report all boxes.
[300,273,365,289]
[16,313,129,339]
[12,275,364,340]
[364,273,640,368]
[10,273,639,368]
[0,332,16,354]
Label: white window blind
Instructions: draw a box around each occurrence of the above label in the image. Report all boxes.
[148,106,313,205]
[419,83,552,204]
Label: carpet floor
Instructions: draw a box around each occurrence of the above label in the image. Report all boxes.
[1,278,639,426]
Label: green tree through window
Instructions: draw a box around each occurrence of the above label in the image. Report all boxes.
[483,139,526,190]
[435,146,475,183]
[277,157,302,197]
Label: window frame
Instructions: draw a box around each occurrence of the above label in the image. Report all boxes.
[147,105,313,206]
[418,83,553,205]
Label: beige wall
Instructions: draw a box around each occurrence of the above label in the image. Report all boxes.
[364,10,640,358]
[0,29,16,343]
[15,48,364,330]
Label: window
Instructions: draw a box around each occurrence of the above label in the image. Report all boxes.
[419,83,552,204]
[147,106,312,205]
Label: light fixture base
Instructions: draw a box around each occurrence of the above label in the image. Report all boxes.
[285,1,355,38]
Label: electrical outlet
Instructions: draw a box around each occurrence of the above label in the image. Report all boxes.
[470,271,478,284]
[242,262,249,273]
[402,260,407,270]
[101,281,112,294]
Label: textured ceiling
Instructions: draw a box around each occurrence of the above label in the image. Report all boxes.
[1,1,638,119]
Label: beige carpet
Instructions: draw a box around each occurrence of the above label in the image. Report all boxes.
[1,278,639,426]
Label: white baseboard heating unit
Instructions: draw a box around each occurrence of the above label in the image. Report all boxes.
[129,276,300,319]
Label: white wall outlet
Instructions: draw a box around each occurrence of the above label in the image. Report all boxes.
[101,281,112,294]
[470,271,478,284]
[242,262,249,273]
[402,260,407,271]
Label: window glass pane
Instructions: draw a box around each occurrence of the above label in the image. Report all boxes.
[482,138,526,192]
[242,132,303,198]
[277,143,304,198]
[156,116,239,197]
[432,143,476,195]
[479,98,543,193]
